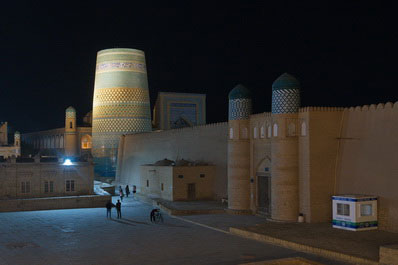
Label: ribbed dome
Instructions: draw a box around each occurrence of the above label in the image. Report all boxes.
[228,84,251,100]
[66,106,76,113]
[14,131,20,135]
[272,73,300,91]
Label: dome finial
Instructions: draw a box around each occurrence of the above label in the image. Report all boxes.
[228,84,251,100]
[272,73,300,91]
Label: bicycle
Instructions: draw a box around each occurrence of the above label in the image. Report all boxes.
[151,209,163,223]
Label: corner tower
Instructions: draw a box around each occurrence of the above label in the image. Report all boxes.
[64,106,77,157]
[92,48,152,177]
[271,73,300,221]
[227,84,252,211]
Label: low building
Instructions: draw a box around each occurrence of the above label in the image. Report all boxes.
[140,159,215,201]
[0,156,94,199]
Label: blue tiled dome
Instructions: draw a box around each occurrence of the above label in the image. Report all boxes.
[66,106,76,113]
[228,84,251,100]
[272,73,300,91]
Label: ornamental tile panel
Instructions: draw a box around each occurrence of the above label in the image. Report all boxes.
[271,88,300,114]
[229,98,252,120]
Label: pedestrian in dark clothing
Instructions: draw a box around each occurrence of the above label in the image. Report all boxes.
[150,208,159,222]
[106,200,115,218]
[133,185,136,198]
[119,189,124,202]
[125,185,130,198]
[116,200,122,219]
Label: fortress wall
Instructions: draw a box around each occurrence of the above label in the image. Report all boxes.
[116,122,228,199]
[299,108,344,223]
[336,102,398,232]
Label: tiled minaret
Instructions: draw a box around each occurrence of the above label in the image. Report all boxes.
[227,84,252,211]
[92,48,152,177]
[271,73,301,221]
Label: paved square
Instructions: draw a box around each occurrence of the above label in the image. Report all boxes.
[0,197,349,265]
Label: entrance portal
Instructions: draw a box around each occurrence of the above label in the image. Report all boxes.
[187,183,196,200]
[258,175,271,215]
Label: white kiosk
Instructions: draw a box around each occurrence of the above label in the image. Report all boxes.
[332,194,378,231]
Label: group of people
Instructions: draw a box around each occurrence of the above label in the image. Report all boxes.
[118,185,136,202]
[106,199,122,219]
[106,185,162,223]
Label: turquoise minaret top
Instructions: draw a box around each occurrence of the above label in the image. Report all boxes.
[271,73,301,114]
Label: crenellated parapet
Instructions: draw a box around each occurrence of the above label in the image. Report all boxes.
[299,106,345,112]
[300,101,398,113]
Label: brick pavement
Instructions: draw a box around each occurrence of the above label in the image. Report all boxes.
[0,196,350,265]
[151,199,398,265]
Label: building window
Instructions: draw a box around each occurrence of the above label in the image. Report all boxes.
[337,203,350,216]
[242,127,248,139]
[161,183,164,191]
[360,204,373,216]
[260,126,265,138]
[267,125,272,138]
[229,127,233,139]
[44,181,54,193]
[146,180,149,187]
[70,121,73,129]
[287,123,296,136]
[273,124,278,137]
[81,135,92,149]
[66,180,75,192]
[44,181,49,193]
[301,122,307,136]
[21,181,30,193]
[200,174,205,178]
[253,127,258,138]
[178,175,184,179]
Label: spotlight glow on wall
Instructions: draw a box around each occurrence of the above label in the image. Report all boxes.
[63,159,73,166]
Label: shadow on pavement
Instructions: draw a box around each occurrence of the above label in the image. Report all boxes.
[110,219,136,226]
[122,219,150,225]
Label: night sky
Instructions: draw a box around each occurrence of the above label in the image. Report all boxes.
[1,2,396,133]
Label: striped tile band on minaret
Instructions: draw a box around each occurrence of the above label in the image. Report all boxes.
[92,48,152,177]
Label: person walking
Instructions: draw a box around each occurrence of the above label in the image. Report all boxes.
[125,185,130,198]
[106,200,115,219]
[132,185,136,200]
[119,186,124,202]
[116,200,122,219]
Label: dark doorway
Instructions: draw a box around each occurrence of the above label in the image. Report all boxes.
[187,183,196,200]
[258,176,271,216]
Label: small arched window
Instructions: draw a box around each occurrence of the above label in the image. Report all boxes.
[260,126,265,138]
[81,135,92,149]
[70,121,73,129]
[267,125,272,138]
[273,123,278,137]
[287,123,296,136]
[253,127,258,139]
[301,122,307,136]
[242,127,248,139]
[229,127,234,139]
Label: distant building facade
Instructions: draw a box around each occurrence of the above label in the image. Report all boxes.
[0,122,20,158]
[22,107,92,158]
[153,92,206,130]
